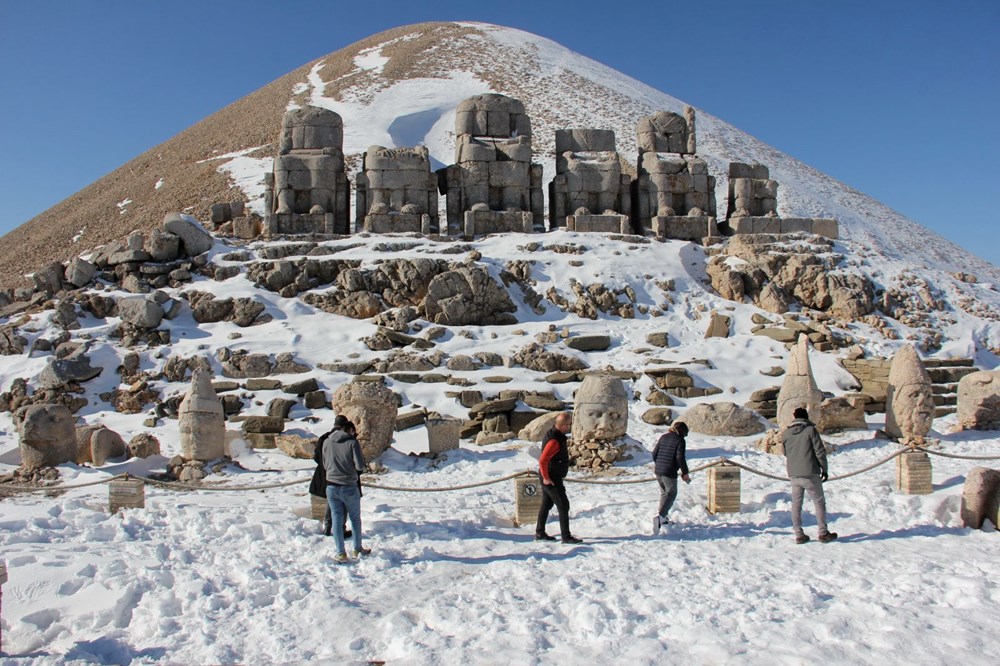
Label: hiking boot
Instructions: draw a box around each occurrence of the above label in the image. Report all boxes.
[561,536,583,545]
[818,532,838,543]
[652,516,660,535]
[534,533,557,541]
[795,534,810,545]
[352,547,372,558]
[333,552,349,564]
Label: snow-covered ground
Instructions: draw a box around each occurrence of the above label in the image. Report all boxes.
[2,422,999,664]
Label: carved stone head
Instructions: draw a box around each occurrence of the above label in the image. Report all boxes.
[572,374,629,442]
[885,345,934,442]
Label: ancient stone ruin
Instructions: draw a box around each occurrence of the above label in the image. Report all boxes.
[725,163,838,238]
[776,337,823,427]
[437,93,543,236]
[331,377,398,462]
[632,107,718,240]
[885,345,935,443]
[264,106,350,236]
[178,366,225,461]
[549,129,630,233]
[355,145,439,234]
[957,369,1000,431]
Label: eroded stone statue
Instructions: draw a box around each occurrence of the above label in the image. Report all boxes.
[331,378,398,462]
[18,403,76,471]
[776,336,823,428]
[355,145,439,234]
[437,94,543,236]
[572,374,628,442]
[633,107,718,240]
[957,370,1000,431]
[179,366,225,461]
[549,129,630,233]
[885,345,934,442]
[265,106,350,236]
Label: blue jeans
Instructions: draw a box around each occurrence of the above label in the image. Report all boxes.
[326,484,362,555]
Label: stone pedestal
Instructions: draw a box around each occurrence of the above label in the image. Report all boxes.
[896,451,933,494]
[464,210,533,236]
[567,213,630,234]
[109,477,145,512]
[652,215,718,241]
[310,494,328,520]
[707,463,741,514]
[515,477,543,527]
[426,418,462,454]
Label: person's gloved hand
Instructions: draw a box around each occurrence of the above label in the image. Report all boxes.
[821,472,829,482]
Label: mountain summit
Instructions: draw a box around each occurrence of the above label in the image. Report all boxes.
[1,21,997,289]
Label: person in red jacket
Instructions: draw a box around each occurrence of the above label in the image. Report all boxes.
[534,412,583,544]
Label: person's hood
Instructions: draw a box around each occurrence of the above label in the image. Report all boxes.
[785,419,811,435]
[327,428,353,443]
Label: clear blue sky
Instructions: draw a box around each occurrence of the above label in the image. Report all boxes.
[1,1,997,265]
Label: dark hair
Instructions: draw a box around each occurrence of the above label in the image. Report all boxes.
[334,414,350,429]
[672,421,689,437]
[793,407,809,420]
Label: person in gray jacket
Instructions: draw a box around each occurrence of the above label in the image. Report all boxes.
[782,407,838,544]
[323,418,371,562]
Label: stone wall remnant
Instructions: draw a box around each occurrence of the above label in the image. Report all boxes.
[549,129,630,233]
[885,345,934,443]
[725,162,839,238]
[265,106,350,236]
[356,145,439,234]
[178,366,225,461]
[632,107,718,241]
[437,94,543,236]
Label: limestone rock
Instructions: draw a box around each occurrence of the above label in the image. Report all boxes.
[179,367,225,461]
[128,432,161,458]
[564,335,612,352]
[0,325,27,356]
[957,370,1000,431]
[331,379,398,463]
[427,418,462,454]
[90,427,127,466]
[518,412,562,441]
[572,374,628,442]
[960,467,1000,529]
[64,257,97,288]
[818,395,868,432]
[513,343,589,373]
[424,265,517,326]
[275,433,315,459]
[885,345,934,442]
[118,296,165,329]
[641,408,674,425]
[704,311,731,338]
[37,345,102,388]
[681,402,765,436]
[163,212,213,256]
[242,416,285,434]
[18,404,76,471]
[776,337,823,427]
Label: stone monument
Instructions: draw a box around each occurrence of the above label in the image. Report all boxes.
[355,145,440,234]
[957,369,1000,431]
[178,366,226,461]
[632,108,719,240]
[725,162,839,238]
[549,129,631,233]
[437,94,543,236]
[264,106,350,236]
[18,404,76,471]
[331,378,398,463]
[885,345,935,443]
[572,374,628,442]
[776,336,824,427]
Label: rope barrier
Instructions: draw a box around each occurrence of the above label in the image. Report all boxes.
[915,446,1000,461]
[0,445,995,496]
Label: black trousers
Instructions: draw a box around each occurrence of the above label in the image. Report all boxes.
[535,477,571,538]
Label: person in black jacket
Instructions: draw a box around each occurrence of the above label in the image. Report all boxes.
[651,421,690,534]
[534,412,582,544]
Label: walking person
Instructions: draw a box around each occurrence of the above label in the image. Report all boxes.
[651,421,690,535]
[323,416,371,562]
[782,407,838,544]
[534,412,582,544]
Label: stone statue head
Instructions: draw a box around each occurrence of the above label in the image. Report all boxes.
[572,374,629,442]
[885,345,934,442]
[332,379,398,462]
